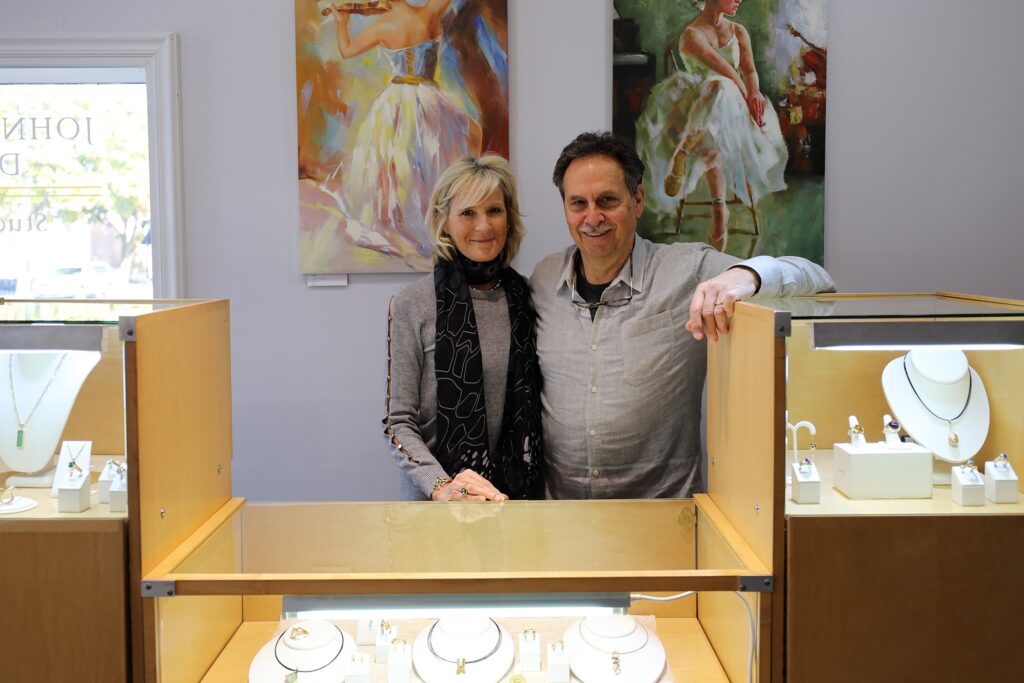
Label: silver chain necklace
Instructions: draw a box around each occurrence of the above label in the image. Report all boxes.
[8,353,69,449]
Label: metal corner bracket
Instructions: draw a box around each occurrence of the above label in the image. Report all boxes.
[737,575,774,593]
[141,580,176,597]
[773,311,792,338]
[119,316,137,342]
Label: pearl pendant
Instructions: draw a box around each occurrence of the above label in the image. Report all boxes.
[947,421,959,447]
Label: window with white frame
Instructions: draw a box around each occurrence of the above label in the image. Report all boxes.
[0,34,185,299]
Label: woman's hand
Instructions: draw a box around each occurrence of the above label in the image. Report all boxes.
[431,469,509,502]
[746,91,767,128]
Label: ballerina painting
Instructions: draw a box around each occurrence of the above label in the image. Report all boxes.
[613,0,827,262]
[297,0,508,273]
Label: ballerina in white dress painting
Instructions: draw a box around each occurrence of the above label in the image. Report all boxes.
[636,0,788,252]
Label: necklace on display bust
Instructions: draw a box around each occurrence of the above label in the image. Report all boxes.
[426,618,503,675]
[8,353,69,449]
[273,623,345,674]
[577,619,651,676]
[902,354,972,446]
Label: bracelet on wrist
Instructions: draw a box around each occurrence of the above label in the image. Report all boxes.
[431,476,453,497]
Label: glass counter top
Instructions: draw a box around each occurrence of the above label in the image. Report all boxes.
[0,298,200,324]
[151,498,762,596]
[752,294,1024,320]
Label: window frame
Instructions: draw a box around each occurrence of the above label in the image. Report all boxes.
[0,33,186,298]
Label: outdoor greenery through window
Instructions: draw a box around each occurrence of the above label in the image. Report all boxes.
[0,68,152,299]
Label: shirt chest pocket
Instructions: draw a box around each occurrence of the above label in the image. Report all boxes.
[622,311,678,385]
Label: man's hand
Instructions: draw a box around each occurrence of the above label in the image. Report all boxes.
[685,267,760,342]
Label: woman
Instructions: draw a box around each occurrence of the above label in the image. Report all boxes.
[636,0,787,252]
[328,0,483,266]
[384,155,542,501]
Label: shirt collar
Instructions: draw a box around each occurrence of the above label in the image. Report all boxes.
[558,236,649,295]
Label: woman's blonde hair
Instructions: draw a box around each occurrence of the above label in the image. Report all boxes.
[428,154,526,265]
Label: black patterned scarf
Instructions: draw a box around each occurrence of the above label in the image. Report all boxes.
[433,254,543,499]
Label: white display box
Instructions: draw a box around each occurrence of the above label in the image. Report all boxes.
[97,460,124,504]
[985,461,1020,504]
[833,442,933,500]
[109,476,128,513]
[57,472,91,513]
[790,461,821,504]
[951,465,985,507]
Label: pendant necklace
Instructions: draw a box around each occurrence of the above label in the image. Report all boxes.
[577,620,650,676]
[426,618,502,675]
[8,353,69,449]
[902,354,972,447]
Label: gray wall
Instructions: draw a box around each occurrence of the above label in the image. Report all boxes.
[5,1,1023,500]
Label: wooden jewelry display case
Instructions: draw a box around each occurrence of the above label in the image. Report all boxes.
[132,299,790,682]
[0,298,230,683]
[712,293,1024,682]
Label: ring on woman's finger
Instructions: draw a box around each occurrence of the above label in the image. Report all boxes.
[459,486,468,497]
[714,301,725,307]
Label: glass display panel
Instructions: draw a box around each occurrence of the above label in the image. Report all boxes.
[755,294,1024,319]
[169,500,732,577]
[0,299,191,324]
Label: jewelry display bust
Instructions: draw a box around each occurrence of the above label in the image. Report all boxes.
[0,351,101,485]
[248,620,356,683]
[881,349,989,463]
[412,617,514,683]
[563,615,666,683]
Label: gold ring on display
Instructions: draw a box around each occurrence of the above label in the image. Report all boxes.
[523,627,536,640]
[288,626,310,640]
[0,486,14,505]
[851,424,864,435]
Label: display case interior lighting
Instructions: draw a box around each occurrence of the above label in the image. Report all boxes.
[284,593,630,621]
[810,320,1024,351]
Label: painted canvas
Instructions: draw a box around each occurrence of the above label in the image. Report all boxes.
[613,0,827,262]
[296,0,509,273]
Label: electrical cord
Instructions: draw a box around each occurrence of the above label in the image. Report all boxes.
[630,590,756,683]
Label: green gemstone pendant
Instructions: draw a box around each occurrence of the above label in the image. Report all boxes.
[16,429,24,448]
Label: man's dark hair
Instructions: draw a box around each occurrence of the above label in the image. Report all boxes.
[552,131,646,198]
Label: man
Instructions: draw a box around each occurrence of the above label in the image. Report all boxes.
[530,131,834,499]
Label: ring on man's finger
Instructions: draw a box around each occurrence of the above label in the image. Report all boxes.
[459,486,468,497]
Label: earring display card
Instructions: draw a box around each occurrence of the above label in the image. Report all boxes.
[791,461,821,504]
[951,465,985,507]
[833,441,933,499]
[387,640,412,683]
[375,623,396,663]
[547,640,570,683]
[347,652,370,683]
[984,460,1020,504]
[357,617,380,645]
[519,629,541,672]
